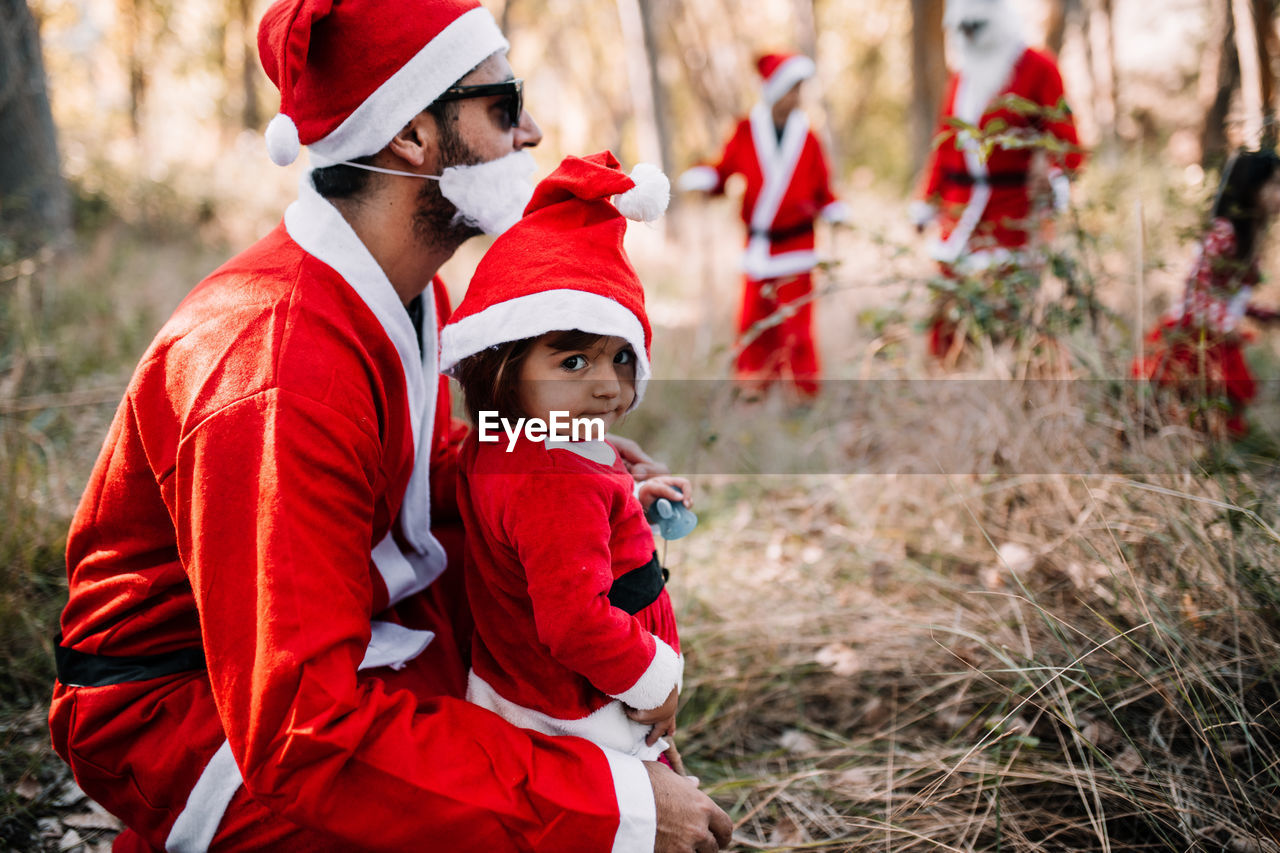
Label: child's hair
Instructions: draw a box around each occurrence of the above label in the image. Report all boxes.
[1211,147,1280,259]
[454,329,609,425]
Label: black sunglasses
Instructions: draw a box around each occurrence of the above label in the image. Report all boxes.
[435,79,523,128]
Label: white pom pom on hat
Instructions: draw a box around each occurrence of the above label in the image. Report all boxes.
[265,113,301,166]
[614,163,670,222]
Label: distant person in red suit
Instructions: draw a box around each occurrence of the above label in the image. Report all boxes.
[678,52,848,399]
[441,152,698,768]
[910,0,1084,359]
[1132,148,1280,436]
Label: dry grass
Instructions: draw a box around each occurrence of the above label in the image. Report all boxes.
[3,151,1280,851]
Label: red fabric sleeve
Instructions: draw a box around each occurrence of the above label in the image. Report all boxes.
[919,75,959,202]
[806,133,838,211]
[708,120,753,196]
[1032,51,1084,174]
[503,470,662,699]
[176,392,624,851]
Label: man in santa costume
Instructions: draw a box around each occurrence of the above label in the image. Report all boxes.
[47,0,731,850]
[911,0,1084,356]
[677,52,848,399]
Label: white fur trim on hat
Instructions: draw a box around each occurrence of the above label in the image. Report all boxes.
[308,7,508,164]
[440,288,652,407]
[761,55,815,105]
[614,163,669,222]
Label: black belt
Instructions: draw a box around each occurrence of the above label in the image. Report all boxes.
[54,631,206,687]
[608,552,668,615]
[943,170,1028,187]
[749,221,815,242]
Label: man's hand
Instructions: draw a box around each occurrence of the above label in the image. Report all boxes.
[646,761,732,852]
[608,434,670,482]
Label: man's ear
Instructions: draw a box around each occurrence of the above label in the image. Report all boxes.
[386,112,435,170]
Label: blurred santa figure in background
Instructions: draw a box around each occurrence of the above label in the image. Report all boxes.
[911,0,1085,359]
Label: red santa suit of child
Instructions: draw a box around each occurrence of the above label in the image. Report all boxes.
[679,53,848,397]
[48,3,654,852]
[1132,217,1260,435]
[441,152,684,762]
[913,1,1083,275]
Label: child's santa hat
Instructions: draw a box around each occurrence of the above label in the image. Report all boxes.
[256,0,507,167]
[757,51,815,106]
[440,151,668,408]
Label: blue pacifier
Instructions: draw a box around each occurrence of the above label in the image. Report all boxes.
[644,488,698,540]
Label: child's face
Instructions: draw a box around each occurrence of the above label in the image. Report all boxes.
[516,333,637,434]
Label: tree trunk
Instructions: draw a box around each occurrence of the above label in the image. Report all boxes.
[0,0,71,252]
[616,0,672,177]
[1232,0,1276,146]
[636,0,675,177]
[1201,0,1239,167]
[909,0,947,175]
[239,0,261,129]
[1081,0,1120,146]
[1045,0,1082,57]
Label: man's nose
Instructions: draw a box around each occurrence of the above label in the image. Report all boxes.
[515,109,543,149]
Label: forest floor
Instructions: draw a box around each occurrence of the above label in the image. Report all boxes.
[3,155,1280,851]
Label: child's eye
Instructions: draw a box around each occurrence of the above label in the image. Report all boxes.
[559,354,588,371]
[614,348,635,366]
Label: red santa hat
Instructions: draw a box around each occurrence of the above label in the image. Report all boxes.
[440,151,668,407]
[257,0,508,167]
[757,51,816,106]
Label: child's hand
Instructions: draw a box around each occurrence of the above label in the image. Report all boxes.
[637,476,693,512]
[626,686,679,746]
[608,434,671,481]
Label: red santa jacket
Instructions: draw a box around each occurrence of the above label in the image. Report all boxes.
[686,104,845,280]
[49,182,652,852]
[919,46,1083,266]
[459,434,682,758]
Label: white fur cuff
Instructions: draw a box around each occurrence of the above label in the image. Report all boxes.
[676,166,718,193]
[611,638,682,710]
[908,200,937,227]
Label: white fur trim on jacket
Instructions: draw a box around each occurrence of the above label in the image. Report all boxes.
[285,173,447,586]
[741,104,818,280]
[164,740,241,853]
[762,55,816,106]
[611,636,682,711]
[466,670,672,760]
[439,289,652,407]
[308,8,508,164]
[602,749,658,853]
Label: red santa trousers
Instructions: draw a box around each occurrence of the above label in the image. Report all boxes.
[736,270,820,397]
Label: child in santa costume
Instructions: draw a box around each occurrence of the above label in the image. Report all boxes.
[910,0,1084,358]
[47,1,702,851]
[677,52,848,399]
[441,151,694,765]
[1132,148,1280,436]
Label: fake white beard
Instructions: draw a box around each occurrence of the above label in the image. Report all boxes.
[308,149,537,237]
[439,149,537,236]
[946,0,1026,125]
